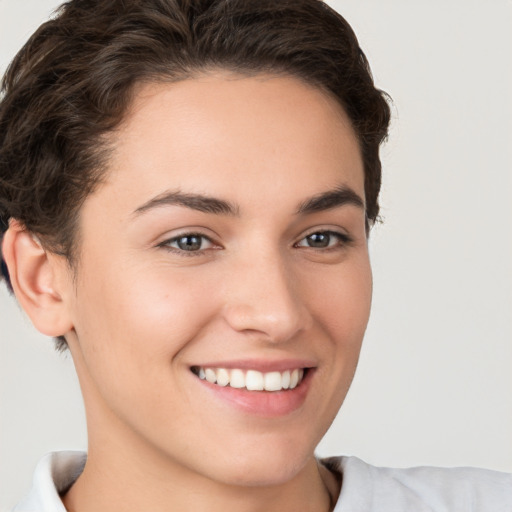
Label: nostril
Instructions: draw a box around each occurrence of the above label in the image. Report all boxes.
[221,300,310,343]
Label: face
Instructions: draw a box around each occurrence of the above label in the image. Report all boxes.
[62,73,372,487]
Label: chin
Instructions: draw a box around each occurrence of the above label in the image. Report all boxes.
[215,461,306,488]
[195,436,317,488]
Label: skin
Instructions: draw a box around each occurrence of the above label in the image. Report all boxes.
[4,73,372,512]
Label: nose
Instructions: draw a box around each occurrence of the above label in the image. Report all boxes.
[221,250,312,343]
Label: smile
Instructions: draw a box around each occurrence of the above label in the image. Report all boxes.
[191,366,306,392]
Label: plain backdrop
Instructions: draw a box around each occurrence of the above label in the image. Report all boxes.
[1,0,511,509]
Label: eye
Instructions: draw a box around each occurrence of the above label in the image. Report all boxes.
[160,233,215,253]
[295,230,350,249]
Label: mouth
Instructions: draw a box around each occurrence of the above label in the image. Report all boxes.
[191,366,307,392]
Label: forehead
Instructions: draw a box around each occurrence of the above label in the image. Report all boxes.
[90,73,364,217]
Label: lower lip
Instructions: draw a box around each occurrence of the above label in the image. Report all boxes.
[194,370,314,417]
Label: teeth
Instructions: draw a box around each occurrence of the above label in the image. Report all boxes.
[246,370,264,391]
[230,369,245,389]
[264,371,282,391]
[205,368,216,384]
[281,370,291,389]
[290,369,299,389]
[216,368,230,387]
[193,366,307,392]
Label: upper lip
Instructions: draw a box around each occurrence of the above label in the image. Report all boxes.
[190,358,316,373]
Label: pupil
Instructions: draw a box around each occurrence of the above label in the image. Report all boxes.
[178,236,202,251]
[308,233,330,248]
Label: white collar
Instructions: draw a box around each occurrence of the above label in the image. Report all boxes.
[12,451,86,512]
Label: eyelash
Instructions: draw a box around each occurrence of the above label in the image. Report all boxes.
[294,230,353,250]
[158,232,217,256]
[158,229,353,256]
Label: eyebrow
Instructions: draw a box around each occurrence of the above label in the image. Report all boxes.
[295,185,365,215]
[132,190,239,217]
[132,184,364,218]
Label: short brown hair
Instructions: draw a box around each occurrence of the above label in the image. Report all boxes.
[0,0,390,349]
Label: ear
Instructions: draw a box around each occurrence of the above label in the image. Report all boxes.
[2,220,74,337]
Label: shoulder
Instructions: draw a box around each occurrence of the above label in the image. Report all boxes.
[322,455,512,512]
[11,451,86,512]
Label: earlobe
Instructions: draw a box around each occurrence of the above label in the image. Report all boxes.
[2,220,74,337]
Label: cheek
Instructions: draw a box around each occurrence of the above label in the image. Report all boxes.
[68,262,228,445]
[71,262,221,385]
[307,256,372,346]
[292,256,371,436]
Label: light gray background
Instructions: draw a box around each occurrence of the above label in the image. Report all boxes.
[1,0,511,509]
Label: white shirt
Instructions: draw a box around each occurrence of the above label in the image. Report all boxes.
[12,451,512,511]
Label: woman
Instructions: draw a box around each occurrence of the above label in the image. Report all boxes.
[1,1,511,510]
